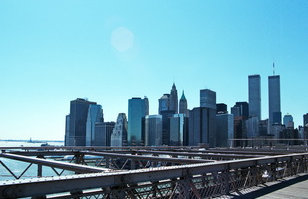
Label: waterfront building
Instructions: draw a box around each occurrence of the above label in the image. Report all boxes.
[128,97,149,145]
[86,104,103,146]
[64,115,70,146]
[216,113,234,147]
[248,75,261,120]
[169,83,178,114]
[268,75,281,126]
[94,122,115,146]
[65,98,97,146]
[111,113,128,147]
[145,115,162,146]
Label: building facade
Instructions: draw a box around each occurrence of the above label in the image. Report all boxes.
[200,89,216,109]
[86,104,103,146]
[249,75,261,120]
[188,107,216,147]
[145,115,162,146]
[268,75,281,126]
[216,113,234,147]
[169,114,187,146]
[128,97,149,145]
[111,113,128,147]
[94,122,115,146]
[158,94,170,114]
[65,98,97,146]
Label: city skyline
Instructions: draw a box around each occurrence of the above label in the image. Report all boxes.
[1,1,308,140]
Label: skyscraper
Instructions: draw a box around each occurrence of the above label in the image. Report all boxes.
[170,114,187,146]
[304,113,308,127]
[169,83,178,114]
[231,102,249,120]
[111,113,128,147]
[268,75,281,126]
[86,104,103,146]
[158,94,170,114]
[216,113,234,147]
[94,122,115,146]
[179,91,188,116]
[65,98,97,146]
[283,114,294,129]
[128,97,149,145]
[189,107,216,147]
[145,115,162,146]
[200,89,216,109]
[249,75,261,120]
[216,103,227,114]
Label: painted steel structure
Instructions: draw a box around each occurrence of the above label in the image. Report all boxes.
[0,146,307,198]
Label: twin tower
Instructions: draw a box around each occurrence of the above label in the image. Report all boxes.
[248,74,281,127]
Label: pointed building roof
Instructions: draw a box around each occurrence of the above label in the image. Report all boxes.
[180,90,186,101]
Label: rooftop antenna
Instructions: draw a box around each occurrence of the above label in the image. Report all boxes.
[273,62,275,75]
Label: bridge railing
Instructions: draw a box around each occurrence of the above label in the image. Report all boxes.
[0,152,307,198]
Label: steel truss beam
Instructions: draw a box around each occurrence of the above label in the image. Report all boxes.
[0,152,307,198]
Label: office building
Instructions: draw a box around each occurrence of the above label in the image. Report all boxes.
[94,122,115,146]
[189,107,216,147]
[128,97,149,145]
[145,115,162,146]
[111,113,128,147]
[216,103,227,114]
[246,116,259,138]
[268,75,281,126]
[259,119,268,136]
[216,113,234,147]
[231,102,249,120]
[249,75,261,120]
[160,110,175,145]
[304,113,308,127]
[179,91,188,116]
[170,114,187,146]
[283,114,294,129]
[64,115,70,146]
[65,98,97,146]
[200,89,216,109]
[158,94,170,114]
[86,104,103,146]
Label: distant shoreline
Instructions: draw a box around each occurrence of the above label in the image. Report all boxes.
[0,139,64,143]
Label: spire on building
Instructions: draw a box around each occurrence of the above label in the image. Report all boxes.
[180,90,186,101]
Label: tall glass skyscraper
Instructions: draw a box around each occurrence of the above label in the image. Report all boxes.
[145,115,162,146]
[128,97,149,145]
[200,89,216,109]
[86,104,103,146]
[249,75,261,120]
[268,75,281,126]
[65,98,97,146]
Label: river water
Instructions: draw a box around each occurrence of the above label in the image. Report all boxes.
[0,140,67,181]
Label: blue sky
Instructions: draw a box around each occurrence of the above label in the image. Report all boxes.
[0,0,307,140]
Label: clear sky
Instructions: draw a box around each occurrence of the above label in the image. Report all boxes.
[0,0,307,140]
